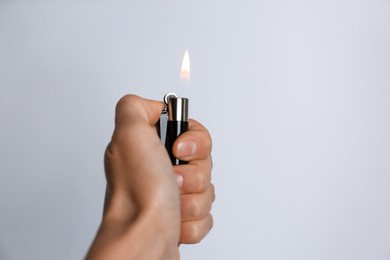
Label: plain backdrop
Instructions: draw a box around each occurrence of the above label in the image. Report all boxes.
[1,1,390,259]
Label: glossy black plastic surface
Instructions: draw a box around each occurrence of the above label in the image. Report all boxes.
[165,121,189,165]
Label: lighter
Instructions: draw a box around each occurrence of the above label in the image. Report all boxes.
[157,92,189,165]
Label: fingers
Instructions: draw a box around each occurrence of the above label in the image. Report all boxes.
[173,119,215,244]
[179,184,215,244]
[173,156,212,194]
[172,119,212,161]
[179,214,214,244]
[180,184,215,221]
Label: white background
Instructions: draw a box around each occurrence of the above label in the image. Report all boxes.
[1,1,390,259]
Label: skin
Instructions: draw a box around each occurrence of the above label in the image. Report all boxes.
[86,95,215,260]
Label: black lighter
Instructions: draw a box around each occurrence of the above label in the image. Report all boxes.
[157,92,189,165]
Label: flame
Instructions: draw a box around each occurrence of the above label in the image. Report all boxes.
[180,50,190,80]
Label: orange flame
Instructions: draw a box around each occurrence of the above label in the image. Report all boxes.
[180,50,190,80]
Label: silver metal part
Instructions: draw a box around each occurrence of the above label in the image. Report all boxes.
[164,92,178,104]
[168,97,189,122]
[158,92,189,144]
[158,112,168,145]
[161,92,177,114]
[159,92,178,144]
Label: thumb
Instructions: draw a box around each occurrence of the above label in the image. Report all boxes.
[115,94,165,127]
[107,94,176,196]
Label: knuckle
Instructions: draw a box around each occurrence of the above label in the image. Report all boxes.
[180,215,213,244]
[191,196,202,220]
[182,194,203,220]
[115,94,141,116]
[188,223,202,244]
[192,161,212,192]
[117,94,137,109]
[194,171,206,192]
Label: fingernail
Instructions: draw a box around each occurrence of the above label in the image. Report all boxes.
[176,174,184,188]
[177,140,197,157]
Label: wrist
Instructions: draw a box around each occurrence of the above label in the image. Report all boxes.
[87,192,180,260]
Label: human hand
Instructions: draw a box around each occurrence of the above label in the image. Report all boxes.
[86,94,215,259]
[87,95,180,260]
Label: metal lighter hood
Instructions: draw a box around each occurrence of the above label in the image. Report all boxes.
[168,97,189,122]
[157,93,189,146]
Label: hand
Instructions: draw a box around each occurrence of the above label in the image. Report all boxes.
[86,95,215,259]
[172,120,215,244]
[87,95,180,260]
